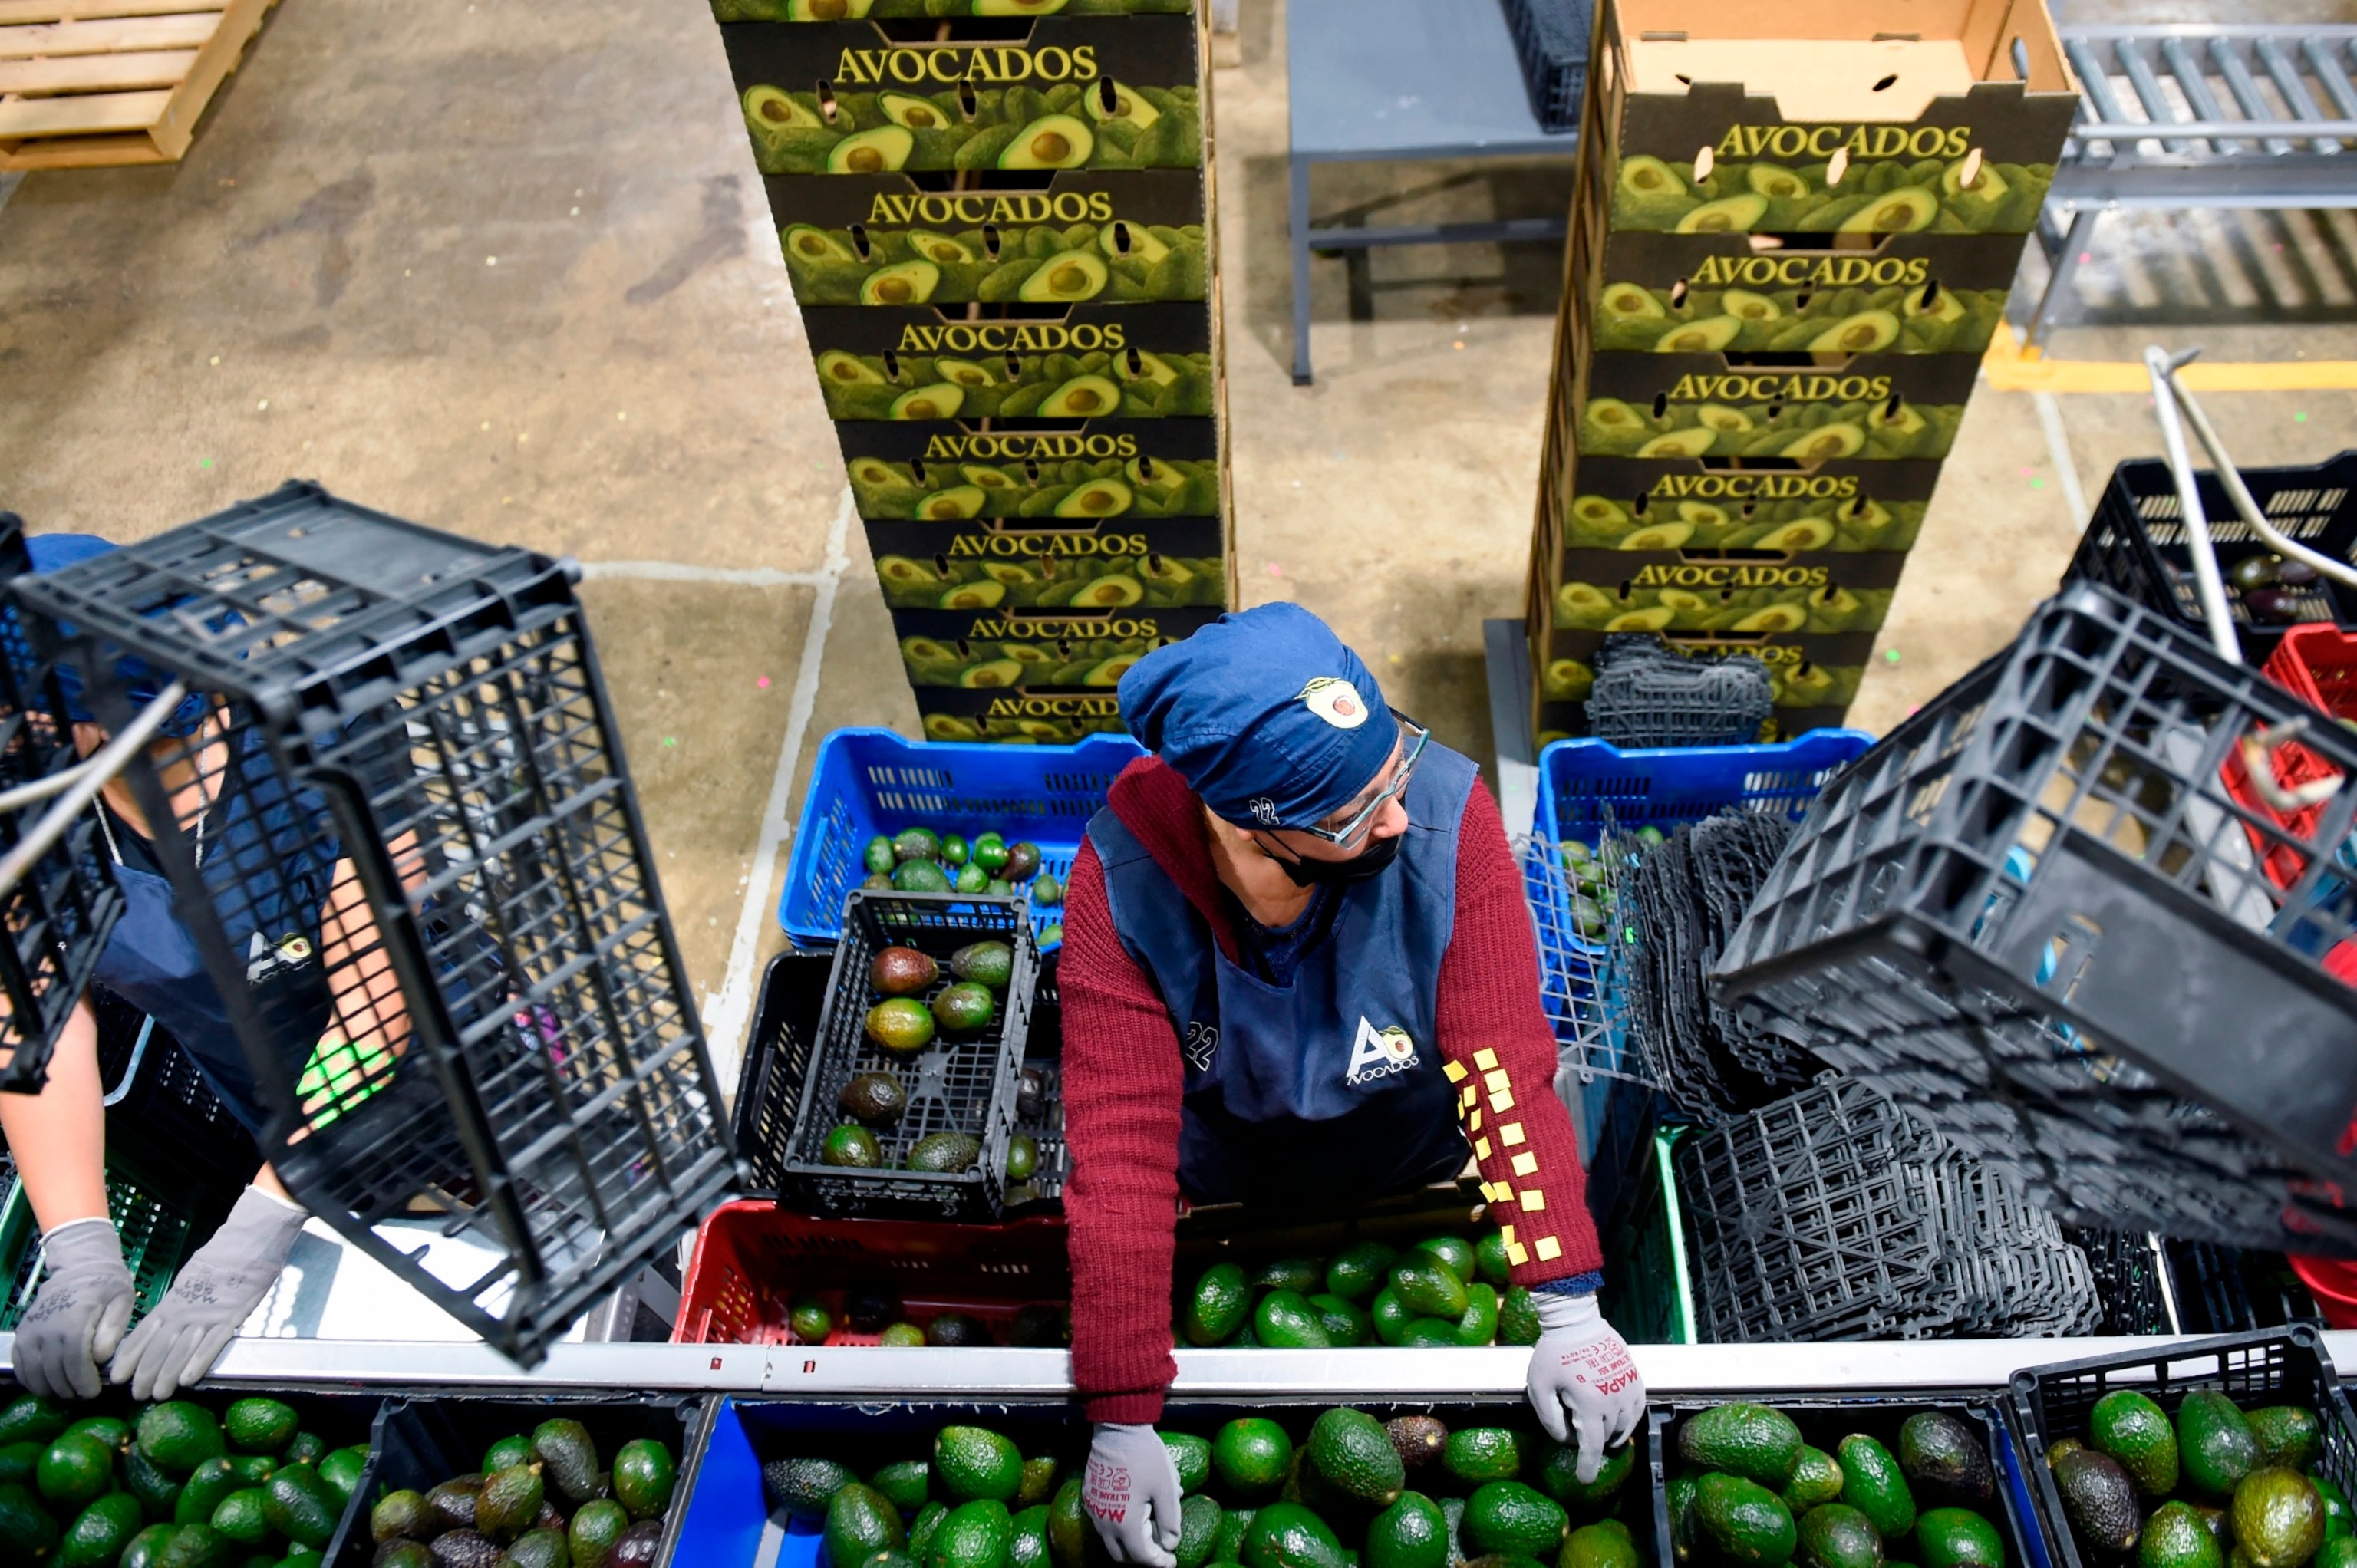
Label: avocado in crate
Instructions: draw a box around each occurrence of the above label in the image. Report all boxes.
[1175,1230,1544,1350]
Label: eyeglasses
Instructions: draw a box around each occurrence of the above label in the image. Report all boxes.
[1292,713,1430,846]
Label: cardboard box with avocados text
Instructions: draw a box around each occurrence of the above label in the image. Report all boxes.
[866,514,1227,611]
[1543,451,1940,553]
[766,171,1209,307]
[1529,624,1871,747]
[917,687,1129,744]
[839,415,1221,519]
[803,302,1213,420]
[714,1,1193,20]
[1556,344,1980,463]
[724,17,1202,176]
[893,603,1220,691]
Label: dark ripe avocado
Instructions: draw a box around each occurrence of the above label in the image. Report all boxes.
[845,1289,899,1334]
[1795,1504,1883,1568]
[1386,1417,1448,1471]
[1692,1474,1797,1567]
[377,1542,437,1568]
[951,941,1015,989]
[532,1420,602,1507]
[1913,1510,2003,1568]
[2234,1469,2325,1568]
[2055,1448,2143,1555]
[2092,1392,2181,1500]
[929,1313,992,1348]
[430,1529,504,1568]
[427,1479,486,1536]
[2247,1410,2322,1472]
[1002,842,1042,880]
[871,946,940,996]
[935,981,997,1035]
[1898,1412,1995,1507]
[376,1490,435,1542]
[865,997,937,1054]
[908,1132,984,1172]
[2144,1501,2226,1568]
[1016,1069,1047,1120]
[476,1464,546,1543]
[1011,1305,1069,1349]
[505,1528,571,1568]
[841,1071,909,1125]
[2180,1392,2262,1501]
[612,1518,665,1567]
[823,1124,883,1168]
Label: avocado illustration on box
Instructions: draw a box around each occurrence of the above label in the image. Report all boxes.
[1557,491,1927,552]
[715,0,1193,18]
[805,303,1215,420]
[1572,356,1980,463]
[840,417,1222,520]
[895,606,1221,690]
[866,513,1228,610]
[1550,579,1895,636]
[918,693,1128,745]
[1610,152,2055,236]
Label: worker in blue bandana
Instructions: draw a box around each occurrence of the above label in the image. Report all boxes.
[0,533,417,1402]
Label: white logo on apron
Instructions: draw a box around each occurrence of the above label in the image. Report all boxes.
[1344,1015,1418,1086]
[1182,1020,1218,1072]
[1300,677,1370,730]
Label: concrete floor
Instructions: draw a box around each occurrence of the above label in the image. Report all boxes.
[10,0,2357,1076]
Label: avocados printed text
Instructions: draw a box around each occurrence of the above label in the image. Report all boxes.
[1610,152,2054,235]
[1558,492,1926,552]
[879,548,1225,609]
[1594,280,2009,355]
[816,345,1214,420]
[849,450,1220,519]
[921,705,1126,744]
[902,625,1185,688]
[715,0,1191,20]
[743,80,1201,174]
[1577,394,1966,461]
[781,216,1208,305]
[1551,578,1894,635]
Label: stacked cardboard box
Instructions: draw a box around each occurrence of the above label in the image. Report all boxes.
[1529,0,2077,744]
[712,0,1230,745]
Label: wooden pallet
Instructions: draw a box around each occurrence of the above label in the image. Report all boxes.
[0,0,275,171]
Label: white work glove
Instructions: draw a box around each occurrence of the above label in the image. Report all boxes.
[110,1186,306,1400]
[1527,1290,1646,1483]
[1083,1422,1183,1568]
[15,1218,135,1401]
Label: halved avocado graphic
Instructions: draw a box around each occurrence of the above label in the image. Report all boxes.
[925,714,981,740]
[1733,604,1808,632]
[981,563,1041,588]
[963,463,1019,491]
[876,555,941,590]
[1654,315,1742,354]
[829,126,915,174]
[1100,221,1171,263]
[1001,114,1095,170]
[1676,194,1768,233]
[1087,79,1162,130]
[1542,658,1594,703]
[1782,662,1838,701]
[1001,643,1057,664]
[1780,423,1866,461]
[1696,404,1753,434]
[1617,155,1684,202]
[961,658,1028,688]
[881,92,951,131]
[1571,496,1629,532]
[1118,350,1181,387]
[1057,478,1135,517]
[1720,289,1782,323]
[816,351,886,387]
[745,86,824,133]
[1083,654,1141,687]
[1869,400,1929,438]
[1755,518,1836,551]
[1841,499,1898,542]
[786,0,874,16]
[1840,186,1938,233]
[1638,429,1717,458]
[1809,309,1900,354]
[1584,397,1643,435]
[1904,284,1968,324]
[1600,282,1666,321]
[1041,375,1121,418]
[908,229,977,265]
[1555,583,1614,625]
[918,486,989,519]
[1657,589,1710,614]
[783,224,855,265]
[1071,574,1145,607]
[849,456,902,489]
[1618,522,1695,550]
[1013,720,1066,740]
[860,259,941,305]
[1942,155,2011,213]
[1139,555,1197,588]
[1808,588,1866,631]
[1746,163,1808,200]
[938,581,1007,610]
[936,357,998,388]
[1127,456,1185,497]
[889,383,966,420]
[1676,501,1732,531]
[1020,249,1109,302]
[901,636,960,668]
[1606,607,1676,632]
[977,0,1069,12]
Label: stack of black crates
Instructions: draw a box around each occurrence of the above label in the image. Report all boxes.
[711,0,1232,746]
[1528,0,2078,745]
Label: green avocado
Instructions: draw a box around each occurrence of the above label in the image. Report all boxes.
[2092,1392,2180,1500]
[1461,1481,1566,1559]
[2233,1469,2324,1568]
[1693,1474,1796,1567]
[891,383,967,420]
[937,1429,1023,1504]
[881,91,953,130]
[1677,194,1769,233]
[2247,1410,2321,1473]
[862,259,942,305]
[1914,1509,2003,1568]
[2180,1392,2262,1501]
[1839,1435,1917,1542]
[1795,1504,1882,1568]
[2144,1501,2226,1568]
[1839,186,1938,233]
[1041,376,1121,418]
[1366,1494,1448,1568]
[1682,1406,1805,1491]
[1809,310,1900,354]
[830,125,916,174]
[1001,115,1094,170]
[1019,249,1109,302]
[1654,315,1742,354]
[1307,1408,1404,1507]
[1782,1448,1845,1514]
[1087,79,1162,129]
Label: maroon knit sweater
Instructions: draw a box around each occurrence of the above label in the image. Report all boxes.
[1059,756,1604,1422]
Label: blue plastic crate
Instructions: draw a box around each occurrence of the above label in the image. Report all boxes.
[779,728,1146,949]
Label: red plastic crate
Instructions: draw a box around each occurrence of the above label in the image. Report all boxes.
[673,1201,1069,1346]
[2221,623,2357,890]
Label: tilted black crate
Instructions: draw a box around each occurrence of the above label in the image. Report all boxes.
[0,514,126,1089]
[2067,449,2357,664]
[1501,0,1591,134]
[2009,1327,2357,1568]
[1715,582,2357,1253]
[8,482,737,1362]
[781,888,1037,1221]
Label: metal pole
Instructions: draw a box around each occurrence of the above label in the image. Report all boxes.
[2164,369,2357,591]
[0,681,189,902]
[2144,345,2242,662]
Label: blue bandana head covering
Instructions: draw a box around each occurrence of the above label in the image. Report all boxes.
[25,533,212,740]
[1117,603,1399,829]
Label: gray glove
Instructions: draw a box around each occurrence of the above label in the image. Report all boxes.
[1527,1290,1647,1483]
[15,1218,135,1401]
[110,1187,306,1400]
[1083,1423,1183,1568]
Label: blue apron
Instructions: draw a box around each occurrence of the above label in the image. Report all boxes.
[1087,744,1478,1207]
[89,726,342,1135]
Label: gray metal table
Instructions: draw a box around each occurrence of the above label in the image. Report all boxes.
[2027,25,2357,344]
[1287,0,1577,383]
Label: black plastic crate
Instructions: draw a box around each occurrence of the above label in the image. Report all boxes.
[88,984,261,1197]
[325,1392,707,1567]
[1716,582,2357,1253]
[2009,1326,2357,1568]
[2067,450,2357,665]
[0,514,127,1091]
[8,482,737,1363]
[1502,0,1591,134]
[1650,1397,2043,1568]
[2065,1229,2174,1337]
[1585,638,1771,751]
[782,889,1037,1221]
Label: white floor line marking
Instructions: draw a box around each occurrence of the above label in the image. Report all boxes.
[701,485,855,1085]
[580,560,831,587]
[0,173,22,226]
[2034,390,2091,528]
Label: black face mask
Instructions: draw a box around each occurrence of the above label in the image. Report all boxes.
[1260,827,1404,888]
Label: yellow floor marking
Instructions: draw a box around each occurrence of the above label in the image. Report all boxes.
[1982,323,2357,394]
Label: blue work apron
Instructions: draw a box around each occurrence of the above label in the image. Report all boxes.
[1086,745,1478,1207]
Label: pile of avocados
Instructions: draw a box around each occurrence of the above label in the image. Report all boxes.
[2043,1385,2350,1568]
[1556,496,1924,554]
[716,0,1193,18]
[0,1392,363,1568]
[1591,284,2009,357]
[1576,394,1965,463]
[1178,1235,1541,1350]
[816,348,1215,423]
[849,453,1222,522]
[770,1408,1643,1568]
[1551,581,1891,637]
[740,81,1202,176]
[879,552,1225,613]
[1608,155,2055,236]
[859,826,1061,918]
[368,1419,676,1568]
[781,219,1209,309]
[772,1289,1070,1350]
[1669,1404,2008,1568]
